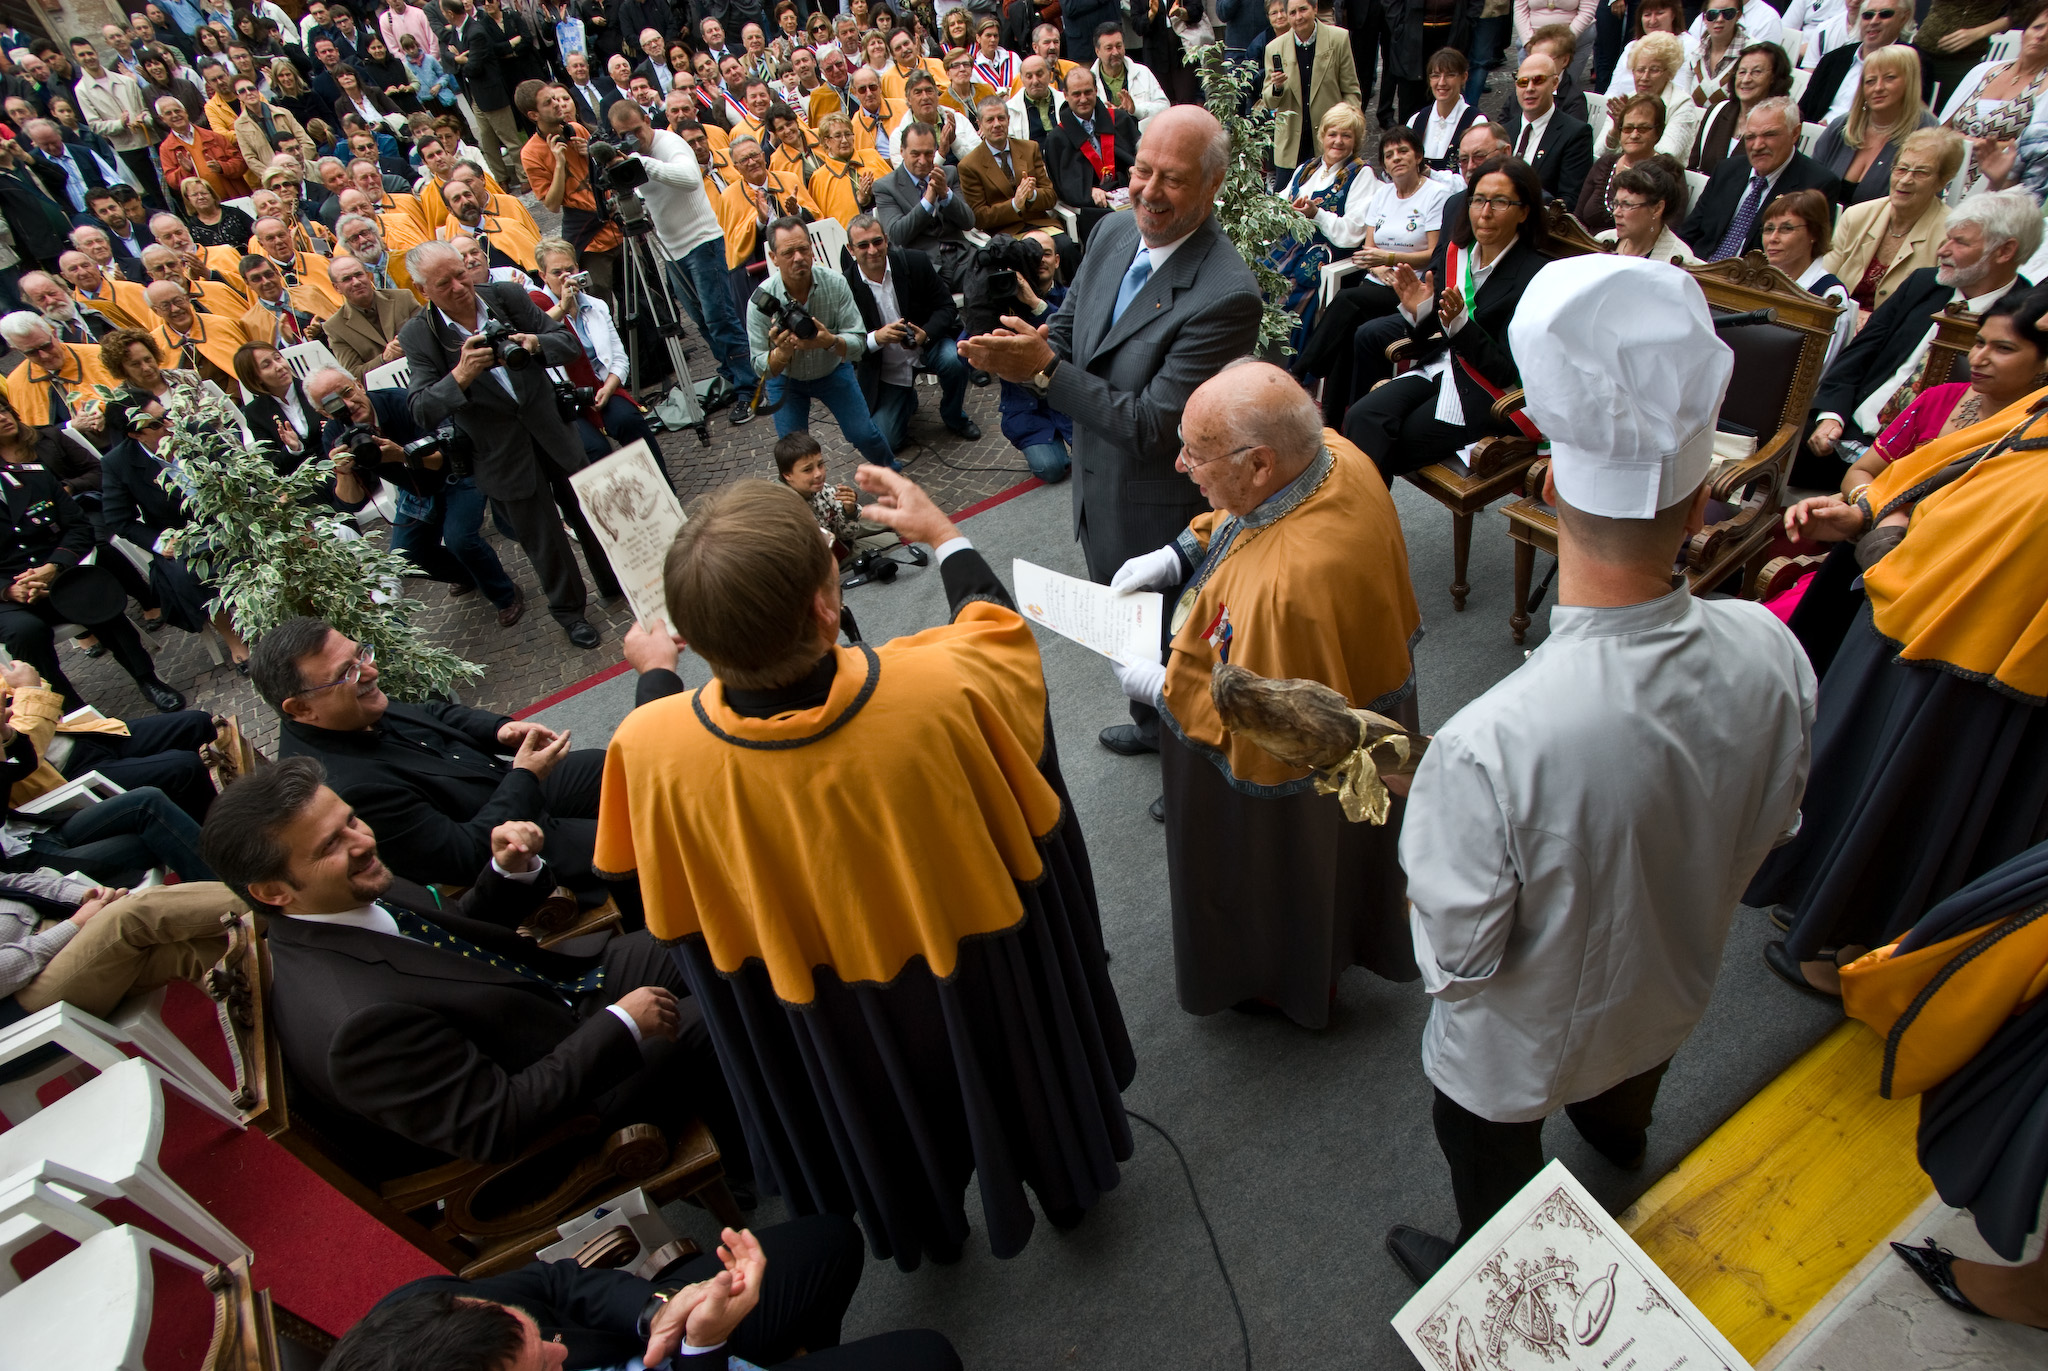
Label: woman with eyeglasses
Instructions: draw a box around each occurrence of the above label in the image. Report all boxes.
[1688,40,1793,174]
[1940,2,2048,187]
[1595,156,1701,262]
[1756,189,1856,366]
[1580,93,1669,230]
[1603,31,1702,160]
[1266,102,1378,350]
[1342,157,1555,482]
[1606,0,1700,99]
[1812,44,1937,204]
[1821,125,1962,315]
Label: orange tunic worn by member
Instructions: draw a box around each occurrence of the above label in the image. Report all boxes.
[73,277,155,332]
[3,344,117,426]
[715,171,820,268]
[807,150,891,226]
[593,532,1134,1269]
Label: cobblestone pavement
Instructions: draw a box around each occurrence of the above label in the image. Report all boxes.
[48,282,1043,755]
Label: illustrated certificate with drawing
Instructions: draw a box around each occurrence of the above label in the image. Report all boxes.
[1391,1161,1748,1371]
[1012,559,1162,667]
[567,442,686,631]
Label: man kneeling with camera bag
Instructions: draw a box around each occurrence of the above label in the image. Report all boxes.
[399,241,620,650]
[305,367,528,628]
[748,217,900,469]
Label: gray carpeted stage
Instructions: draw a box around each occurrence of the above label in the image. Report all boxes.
[532,478,1843,1370]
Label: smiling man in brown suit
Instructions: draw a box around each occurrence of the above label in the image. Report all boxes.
[324,253,423,378]
[957,96,1065,240]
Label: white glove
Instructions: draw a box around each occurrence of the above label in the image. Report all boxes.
[1113,659,1166,704]
[1109,544,1183,595]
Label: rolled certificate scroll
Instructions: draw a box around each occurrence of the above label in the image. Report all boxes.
[1209,662,1430,825]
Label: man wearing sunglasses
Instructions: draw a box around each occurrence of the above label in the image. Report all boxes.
[1799,3,1925,125]
[1492,51,1594,205]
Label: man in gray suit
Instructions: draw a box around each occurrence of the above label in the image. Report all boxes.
[872,121,976,290]
[964,106,1263,767]
[400,241,617,649]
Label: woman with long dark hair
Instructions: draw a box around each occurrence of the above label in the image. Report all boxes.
[356,33,422,115]
[1342,156,1554,482]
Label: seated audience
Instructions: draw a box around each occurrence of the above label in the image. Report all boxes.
[1760,188,1857,366]
[1822,126,1963,315]
[1803,190,2039,486]
[1599,32,1700,162]
[1810,44,1936,206]
[1089,22,1167,130]
[888,70,982,167]
[871,121,976,290]
[321,251,423,377]
[198,757,741,1177]
[323,1217,960,1371]
[145,279,251,389]
[957,95,1063,241]
[1343,157,1553,482]
[716,134,823,310]
[235,252,319,347]
[1802,1,1919,125]
[1595,157,1700,263]
[1045,65,1138,244]
[839,212,977,447]
[1493,51,1594,205]
[0,864,243,1018]
[1678,96,1832,262]
[1578,94,1668,233]
[806,111,893,227]
[254,617,616,891]
[100,326,203,411]
[1687,41,1795,178]
[2,656,218,821]
[1268,103,1377,349]
[0,310,117,428]
[1006,53,1069,146]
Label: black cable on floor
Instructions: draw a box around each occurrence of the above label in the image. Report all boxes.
[1126,1109,1252,1371]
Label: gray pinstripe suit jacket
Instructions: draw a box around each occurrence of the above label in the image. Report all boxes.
[1044,211,1264,579]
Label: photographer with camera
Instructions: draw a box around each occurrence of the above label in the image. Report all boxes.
[604,98,760,426]
[303,365,525,623]
[398,240,615,649]
[988,229,1072,483]
[529,237,660,469]
[748,216,898,470]
[514,80,624,301]
[840,213,978,448]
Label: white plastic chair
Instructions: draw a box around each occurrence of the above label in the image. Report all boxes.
[1319,259,1363,309]
[280,340,344,379]
[1789,67,1811,102]
[0,990,237,1125]
[807,216,850,268]
[0,1057,246,1275]
[222,196,258,217]
[1052,204,1080,239]
[1684,168,1710,206]
[103,534,230,666]
[1986,30,2021,65]
[364,356,412,391]
[0,1222,214,1365]
[1799,121,1825,156]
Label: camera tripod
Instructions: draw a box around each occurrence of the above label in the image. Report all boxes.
[612,210,711,447]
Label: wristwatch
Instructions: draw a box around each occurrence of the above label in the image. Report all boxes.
[1029,358,1059,395]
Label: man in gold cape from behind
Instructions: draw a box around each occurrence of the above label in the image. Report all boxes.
[594,471,1134,1271]
[1106,361,1425,1029]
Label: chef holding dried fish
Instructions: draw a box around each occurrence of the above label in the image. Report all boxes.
[1104,359,1425,1029]
[1383,257,1818,1285]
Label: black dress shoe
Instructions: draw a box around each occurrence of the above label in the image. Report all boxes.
[143,680,187,713]
[1148,795,1165,822]
[1099,723,1159,756]
[448,581,476,598]
[969,368,991,386]
[1890,1239,1987,1315]
[142,616,167,633]
[729,395,755,426]
[947,418,982,440]
[1764,940,1840,998]
[564,619,601,649]
[1386,1225,1455,1285]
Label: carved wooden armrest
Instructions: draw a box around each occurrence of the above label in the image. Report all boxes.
[1384,337,1413,364]
[1488,387,1526,424]
[1467,434,1538,477]
[379,1114,608,1213]
[529,898,623,950]
[1709,424,1798,502]
[1752,552,1828,601]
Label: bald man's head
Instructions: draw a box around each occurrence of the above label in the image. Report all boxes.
[1177,360,1324,516]
[1130,106,1230,248]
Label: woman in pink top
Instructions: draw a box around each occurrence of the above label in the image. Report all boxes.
[380,0,438,60]
[1514,0,1600,50]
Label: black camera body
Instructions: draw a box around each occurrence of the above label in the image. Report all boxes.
[404,422,474,480]
[476,317,534,371]
[585,138,650,192]
[329,421,384,471]
[753,290,819,341]
[961,234,1047,337]
[553,379,598,423]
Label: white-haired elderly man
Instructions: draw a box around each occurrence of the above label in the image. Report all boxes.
[1677,96,1834,262]
[1799,189,2043,487]
[18,271,109,345]
[395,240,615,648]
[22,119,123,215]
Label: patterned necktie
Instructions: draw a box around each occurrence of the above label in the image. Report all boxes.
[388,907,605,998]
[1111,250,1152,325]
[1514,121,1533,159]
[1712,174,1769,262]
[44,375,69,423]
[997,147,1013,182]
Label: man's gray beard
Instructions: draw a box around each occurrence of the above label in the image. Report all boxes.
[1938,259,1990,293]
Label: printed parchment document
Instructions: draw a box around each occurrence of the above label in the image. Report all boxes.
[1392,1160,1749,1371]
[1012,559,1162,667]
[567,442,686,631]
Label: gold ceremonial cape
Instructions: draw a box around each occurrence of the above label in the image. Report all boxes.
[1860,386,2048,703]
[594,603,1062,1005]
[3,345,117,426]
[1160,433,1422,788]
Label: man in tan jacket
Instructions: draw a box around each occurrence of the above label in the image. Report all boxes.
[322,253,423,377]
[1260,0,1363,175]
[232,77,315,179]
[956,97,1065,238]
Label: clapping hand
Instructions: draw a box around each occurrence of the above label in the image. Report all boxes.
[854,464,959,547]
[641,1229,768,1364]
[1438,280,1467,326]
[1390,264,1434,316]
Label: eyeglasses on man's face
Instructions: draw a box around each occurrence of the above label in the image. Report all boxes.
[301,644,375,696]
[1175,425,1255,471]
[1513,75,1554,89]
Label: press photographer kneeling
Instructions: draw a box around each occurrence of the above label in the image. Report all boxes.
[748,217,900,469]
[303,367,527,627]
[841,212,980,449]
[965,228,1072,482]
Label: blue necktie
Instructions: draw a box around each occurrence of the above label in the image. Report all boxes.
[1111,251,1152,325]
[1713,173,1769,262]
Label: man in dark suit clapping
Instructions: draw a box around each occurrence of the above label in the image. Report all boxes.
[962,106,1262,778]
[198,757,741,1183]
[399,240,617,648]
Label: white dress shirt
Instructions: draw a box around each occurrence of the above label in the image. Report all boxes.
[857,260,916,387]
[1422,99,1480,161]
[1509,104,1553,162]
[1402,587,1815,1121]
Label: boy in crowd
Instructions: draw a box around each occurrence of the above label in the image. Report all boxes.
[774,431,899,561]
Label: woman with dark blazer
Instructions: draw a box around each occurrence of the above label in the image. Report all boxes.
[1688,41,1794,176]
[1342,156,1553,482]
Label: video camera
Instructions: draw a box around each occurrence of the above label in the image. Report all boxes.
[753,290,819,341]
[585,139,653,229]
